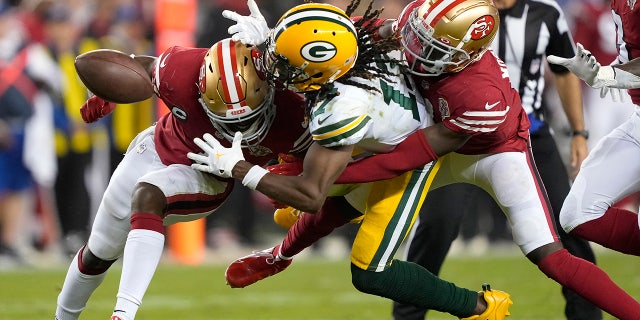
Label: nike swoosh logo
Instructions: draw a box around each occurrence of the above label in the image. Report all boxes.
[484,101,500,110]
[317,115,331,125]
[159,53,170,68]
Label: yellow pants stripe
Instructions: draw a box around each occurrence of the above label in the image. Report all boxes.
[351,159,441,271]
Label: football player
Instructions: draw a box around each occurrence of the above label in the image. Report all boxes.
[54,38,313,320]
[547,0,640,291]
[335,0,640,318]
[190,1,513,319]
[394,0,599,318]
[196,0,640,319]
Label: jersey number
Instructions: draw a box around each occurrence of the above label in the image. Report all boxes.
[379,79,420,121]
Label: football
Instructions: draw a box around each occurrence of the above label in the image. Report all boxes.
[74,49,153,104]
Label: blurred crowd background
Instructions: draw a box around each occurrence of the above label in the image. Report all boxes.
[0,0,635,269]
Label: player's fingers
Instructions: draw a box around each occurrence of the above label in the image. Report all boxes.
[546,55,567,66]
[222,10,240,21]
[278,153,298,163]
[191,163,214,174]
[600,87,609,99]
[612,88,621,102]
[193,137,215,153]
[187,152,207,163]
[80,107,92,123]
[247,0,263,17]
[203,133,223,149]
[232,131,243,148]
[576,43,587,56]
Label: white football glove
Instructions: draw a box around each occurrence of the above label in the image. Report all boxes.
[600,86,626,103]
[547,43,617,89]
[188,132,245,178]
[222,0,270,46]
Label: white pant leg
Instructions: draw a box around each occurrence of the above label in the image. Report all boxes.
[141,163,231,225]
[56,127,162,320]
[88,128,164,260]
[560,107,640,232]
[436,152,556,254]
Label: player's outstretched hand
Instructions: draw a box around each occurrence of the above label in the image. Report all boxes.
[222,0,270,46]
[268,153,303,176]
[80,95,116,123]
[188,131,245,178]
[547,43,616,88]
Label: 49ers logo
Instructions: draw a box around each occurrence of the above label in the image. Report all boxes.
[230,109,247,116]
[301,41,337,62]
[251,50,267,80]
[197,63,207,93]
[470,15,496,40]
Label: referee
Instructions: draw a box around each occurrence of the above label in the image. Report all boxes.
[392,0,602,319]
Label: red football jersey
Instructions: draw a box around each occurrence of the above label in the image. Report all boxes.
[415,50,530,154]
[611,0,640,104]
[151,46,312,167]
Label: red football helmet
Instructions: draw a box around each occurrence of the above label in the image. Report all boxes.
[395,0,499,76]
[198,38,275,147]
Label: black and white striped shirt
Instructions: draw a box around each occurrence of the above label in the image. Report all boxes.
[490,0,576,119]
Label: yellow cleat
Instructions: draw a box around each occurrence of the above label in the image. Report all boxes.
[273,206,364,229]
[273,207,305,229]
[460,284,513,320]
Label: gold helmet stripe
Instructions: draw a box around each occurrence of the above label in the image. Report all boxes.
[423,0,467,27]
[274,8,357,41]
[216,39,247,109]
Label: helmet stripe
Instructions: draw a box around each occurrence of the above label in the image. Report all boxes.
[422,0,467,27]
[274,9,357,41]
[217,39,246,109]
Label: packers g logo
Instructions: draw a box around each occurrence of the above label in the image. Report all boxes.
[300,41,337,62]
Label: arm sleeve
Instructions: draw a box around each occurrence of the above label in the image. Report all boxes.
[335,130,438,184]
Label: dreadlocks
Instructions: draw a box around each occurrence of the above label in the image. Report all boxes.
[307,0,409,102]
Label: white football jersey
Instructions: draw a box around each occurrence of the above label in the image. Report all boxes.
[309,51,432,153]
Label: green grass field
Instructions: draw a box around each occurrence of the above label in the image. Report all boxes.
[1,249,638,319]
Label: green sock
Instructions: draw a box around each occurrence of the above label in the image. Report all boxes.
[351,260,477,317]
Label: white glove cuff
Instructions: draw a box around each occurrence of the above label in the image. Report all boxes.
[612,68,640,89]
[242,165,269,190]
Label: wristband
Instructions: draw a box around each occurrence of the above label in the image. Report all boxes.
[571,130,589,140]
[242,165,269,190]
